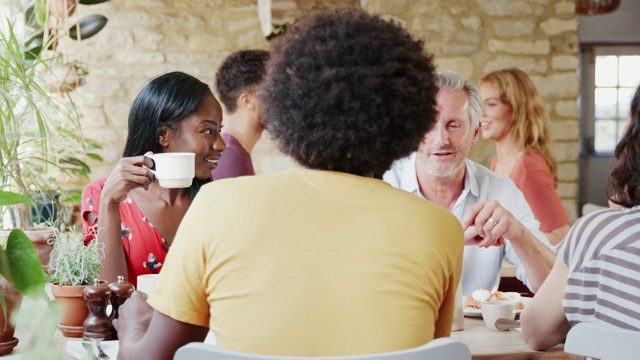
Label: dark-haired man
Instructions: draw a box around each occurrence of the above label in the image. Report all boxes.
[211,49,269,180]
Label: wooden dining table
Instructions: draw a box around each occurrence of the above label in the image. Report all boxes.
[8,317,583,360]
[452,317,582,360]
[7,287,582,360]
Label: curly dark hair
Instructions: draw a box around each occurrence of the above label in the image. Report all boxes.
[259,10,437,178]
[608,84,640,208]
[215,49,270,113]
[123,71,213,198]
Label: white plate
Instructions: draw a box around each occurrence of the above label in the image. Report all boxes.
[462,296,532,318]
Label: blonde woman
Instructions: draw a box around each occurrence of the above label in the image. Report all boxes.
[479,68,569,245]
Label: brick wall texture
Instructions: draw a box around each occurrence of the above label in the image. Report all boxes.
[64,0,579,221]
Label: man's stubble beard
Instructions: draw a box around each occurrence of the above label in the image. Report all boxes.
[417,150,465,178]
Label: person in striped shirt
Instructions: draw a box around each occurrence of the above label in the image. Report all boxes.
[521,83,640,350]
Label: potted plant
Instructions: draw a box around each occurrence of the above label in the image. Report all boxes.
[48,225,103,337]
[0,15,102,264]
[25,0,110,61]
[0,225,48,355]
[0,193,67,358]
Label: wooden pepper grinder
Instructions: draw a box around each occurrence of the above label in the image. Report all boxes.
[83,278,112,340]
[108,275,134,340]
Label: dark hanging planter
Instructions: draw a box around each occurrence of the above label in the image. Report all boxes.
[68,14,109,40]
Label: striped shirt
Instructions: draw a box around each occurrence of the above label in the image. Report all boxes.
[558,205,640,330]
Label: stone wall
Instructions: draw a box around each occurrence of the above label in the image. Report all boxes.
[66,0,579,221]
[270,0,360,25]
[360,0,580,221]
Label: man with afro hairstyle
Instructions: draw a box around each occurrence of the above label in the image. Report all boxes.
[212,49,269,180]
[114,10,463,359]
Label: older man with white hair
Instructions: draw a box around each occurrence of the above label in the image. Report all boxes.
[384,71,555,296]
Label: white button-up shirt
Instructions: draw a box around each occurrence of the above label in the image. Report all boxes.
[383,152,548,295]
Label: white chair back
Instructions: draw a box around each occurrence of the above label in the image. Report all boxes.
[174,338,471,360]
[564,322,640,360]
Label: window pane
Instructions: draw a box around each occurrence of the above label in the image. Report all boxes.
[595,88,617,119]
[617,120,628,144]
[595,120,617,153]
[596,56,618,87]
[618,87,635,117]
[618,56,640,87]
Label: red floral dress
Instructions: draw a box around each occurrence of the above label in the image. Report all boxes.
[81,178,169,288]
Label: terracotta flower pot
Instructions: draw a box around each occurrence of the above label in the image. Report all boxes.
[0,277,24,355]
[0,228,55,270]
[48,0,78,18]
[51,283,88,337]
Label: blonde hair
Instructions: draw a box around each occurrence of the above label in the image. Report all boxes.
[480,68,558,185]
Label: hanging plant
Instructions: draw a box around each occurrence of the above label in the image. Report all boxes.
[47,0,78,18]
[48,60,89,93]
[25,0,110,60]
[68,13,108,40]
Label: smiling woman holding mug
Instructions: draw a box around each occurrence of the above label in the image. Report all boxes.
[80,72,226,287]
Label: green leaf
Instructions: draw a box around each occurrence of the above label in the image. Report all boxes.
[24,46,43,60]
[25,5,42,30]
[68,15,108,40]
[86,153,104,161]
[61,157,91,176]
[0,190,34,206]
[24,32,46,60]
[34,0,46,28]
[25,31,44,48]
[61,191,82,204]
[0,229,47,300]
[79,0,111,4]
[0,295,6,330]
[84,138,103,150]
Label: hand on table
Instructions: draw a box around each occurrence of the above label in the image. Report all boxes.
[112,291,153,339]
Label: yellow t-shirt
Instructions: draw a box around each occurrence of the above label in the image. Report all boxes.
[148,168,463,356]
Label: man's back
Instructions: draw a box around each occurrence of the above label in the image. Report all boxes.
[149,168,463,356]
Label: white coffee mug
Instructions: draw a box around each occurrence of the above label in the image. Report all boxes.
[481,300,516,331]
[136,274,159,295]
[149,152,195,188]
